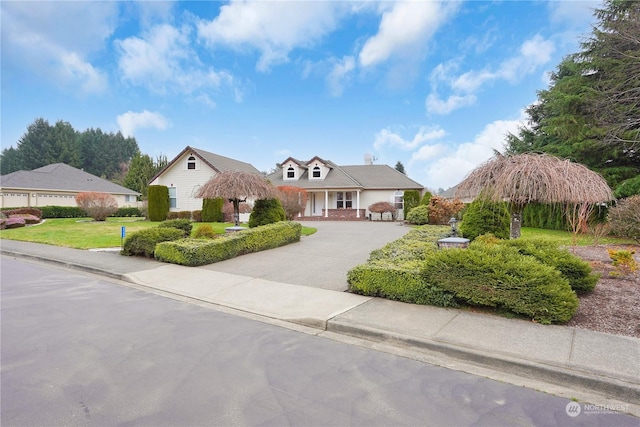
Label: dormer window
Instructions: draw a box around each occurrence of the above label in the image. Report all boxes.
[287,166,295,178]
[312,166,321,178]
[187,156,196,170]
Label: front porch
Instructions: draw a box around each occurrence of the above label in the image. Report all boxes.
[299,208,367,221]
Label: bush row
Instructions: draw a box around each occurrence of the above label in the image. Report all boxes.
[348,226,458,307]
[422,242,579,324]
[348,228,594,324]
[121,227,185,258]
[154,221,302,266]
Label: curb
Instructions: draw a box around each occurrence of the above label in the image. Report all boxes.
[326,320,640,404]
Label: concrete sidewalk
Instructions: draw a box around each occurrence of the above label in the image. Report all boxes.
[1,237,638,415]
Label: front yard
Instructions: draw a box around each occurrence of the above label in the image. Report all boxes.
[0,217,315,249]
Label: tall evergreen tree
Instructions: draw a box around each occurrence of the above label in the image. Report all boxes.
[0,118,140,180]
[505,0,639,190]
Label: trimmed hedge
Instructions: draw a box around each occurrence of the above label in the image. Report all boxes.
[403,190,420,220]
[202,198,224,222]
[348,225,586,324]
[348,226,457,307]
[148,185,169,221]
[421,243,579,324]
[155,221,301,266]
[348,261,459,307]
[405,205,430,225]
[121,227,185,258]
[248,198,286,228]
[158,218,193,237]
[459,199,510,241]
[111,207,142,217]
[499,238,599,294]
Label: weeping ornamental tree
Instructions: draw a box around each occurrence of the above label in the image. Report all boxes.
[455,154,613,239]
[195,171,276,226]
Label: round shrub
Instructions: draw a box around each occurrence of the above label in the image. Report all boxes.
[500,238,599,294]
[421,243,579,324]
[608,195,640,243]
[158,218,192,237]
[459,199,510,241]
[121,227,184,258]
[194,224,217,239]
[248,198,286,228]
[406,204,429,225]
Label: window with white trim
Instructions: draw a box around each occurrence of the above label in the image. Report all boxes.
[187,156,196,170]
[312,166,321,178]
[287,166,295,178]
[336,192,353,208]
[394,190,403,211]
[169,187,177,208]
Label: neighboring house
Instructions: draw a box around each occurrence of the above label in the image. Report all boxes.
[148,146,261,214]
[0,163,140,209]
[267,156,424,221]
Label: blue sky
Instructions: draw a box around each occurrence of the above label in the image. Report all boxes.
[1,0,599,191]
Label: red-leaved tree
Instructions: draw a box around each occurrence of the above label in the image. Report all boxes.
[277,186,308,220]
[368,201,397,221]
[76,192,118,221]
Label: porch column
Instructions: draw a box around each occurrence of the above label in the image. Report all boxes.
[324,190,329,217]
[356,190,360,218]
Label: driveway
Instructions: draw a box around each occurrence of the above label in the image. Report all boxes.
[200,221,411,291]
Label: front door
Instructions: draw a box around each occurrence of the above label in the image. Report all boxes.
[312,193,324,216]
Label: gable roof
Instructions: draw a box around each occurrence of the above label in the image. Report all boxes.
[268,158,423,191]
[0,163,139,195]
[150,146,261,183]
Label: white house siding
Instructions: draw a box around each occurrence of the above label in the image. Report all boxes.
[149,153,216,212]
[359,189,407,221]
[298,189,409,220]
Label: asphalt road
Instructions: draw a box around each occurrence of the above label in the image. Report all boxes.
[2,256,637,426]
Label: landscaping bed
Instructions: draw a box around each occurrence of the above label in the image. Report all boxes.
[566,245,640,338]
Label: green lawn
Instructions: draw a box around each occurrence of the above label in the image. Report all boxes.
[520,227,635,246]
[0,218,317,250]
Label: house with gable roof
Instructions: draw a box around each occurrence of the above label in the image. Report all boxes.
[267,156,424,220]
[148,146,261,213]
[0,163,140,209]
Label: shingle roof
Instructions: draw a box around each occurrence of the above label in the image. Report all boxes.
[340,164,423,190]
[0,163,140,195]
[268,159,424,190]
[149,146,261,183]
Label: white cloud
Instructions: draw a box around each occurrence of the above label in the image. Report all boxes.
[410,143,449,162]
[197,1,346,72]
[428,35,555,116]
[374,126,446,151]
[426,93,477,115]
[548,0,597,27]
[1,1,117,94]
[117,110,171,137]
[359,1,457,68]
[499,35,555,82]
[417,113,527,191]
[326,56,356,97]
[116,24,239,97]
